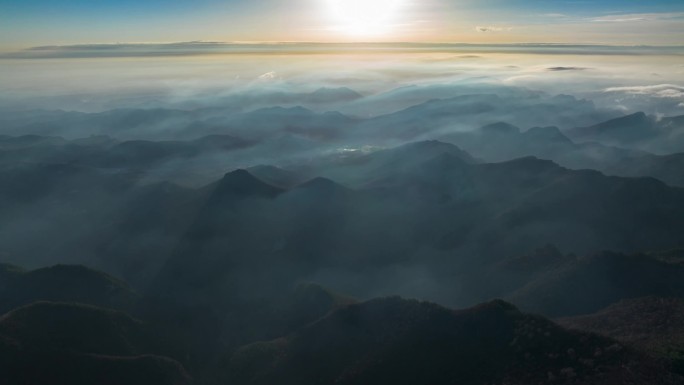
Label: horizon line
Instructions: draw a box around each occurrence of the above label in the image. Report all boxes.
[20,41,684,49]
[2,41,683,59]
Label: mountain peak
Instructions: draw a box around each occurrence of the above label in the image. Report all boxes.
[246,165,306,189]
[214,169,283,199]
[568,111,657,142]
[461,299,520,315]
[604,111,652,127]
[296,177,349,193]
[311,87,363,100]
[627,111,648,119]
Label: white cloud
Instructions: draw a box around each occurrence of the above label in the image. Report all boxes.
[258,71,277,81]
[604,84,684,99]
[590,12,684,23]
[475,26,510,33]
[503,75,537,83]
[592,17,646,23]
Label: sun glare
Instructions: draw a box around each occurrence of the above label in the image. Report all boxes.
[327,0,404,37]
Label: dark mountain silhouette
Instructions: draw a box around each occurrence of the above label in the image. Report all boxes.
[507,251,684,317]
[379,140,478,165]
[292,176,351,198]
[1,302,149,356]
[438,121,684,187]
[441,122,576,163]
[560,297,684,374]
[139,281,358,376]
[354,94,501,140]
[197,86,363,110]
[246,165,307,188]
[347,90,607,142]
[3,261,684,385]
[3,117,682,190]
[0,264,137,314]
[143,150,684,384]
[569,112,658,143]
[0,103,354,141]
[602,151,684,187]
[567,112,684,153]
[211,169,284,200]
[4,73,684,385]
[2,137,684,304]
[524,125,575,143]
[151,169,286,304]
[2,127,684,384]
[352,152,684,258]
[226,297,676,385]
[308,87,363,103]
[0,162,203,285]
[0,302,191,385]
[0,132,253,170]
[153,144,684,323]
[296,140,477,187]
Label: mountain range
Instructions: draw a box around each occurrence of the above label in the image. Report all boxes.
[2,91,684,384]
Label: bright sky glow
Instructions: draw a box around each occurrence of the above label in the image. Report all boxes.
[327,0,405,37]
[1,0,684,49]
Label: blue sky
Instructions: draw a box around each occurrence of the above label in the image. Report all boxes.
[1,0,683,49]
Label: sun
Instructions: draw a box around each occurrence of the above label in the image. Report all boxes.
[327,0,405,37]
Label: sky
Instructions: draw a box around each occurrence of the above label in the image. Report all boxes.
[1,0,684,50]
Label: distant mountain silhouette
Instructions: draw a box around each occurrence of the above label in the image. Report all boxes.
[292,176,351,198]
[567,112,684,153]
[206,86,363,110]
[0,134,68,150]
[308,87,363,102]
[413,118,684,187]
[0,103,355,141]
[212,169,284,199]
[602,151,684,187]
[90,135,253,168]
[348,91,608,142]
[154,143,684,324]
[246,165,307,188]
[569,112,657,143]
[3,122,682,190]
[297,140,476,186]
[524,125,575,144]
